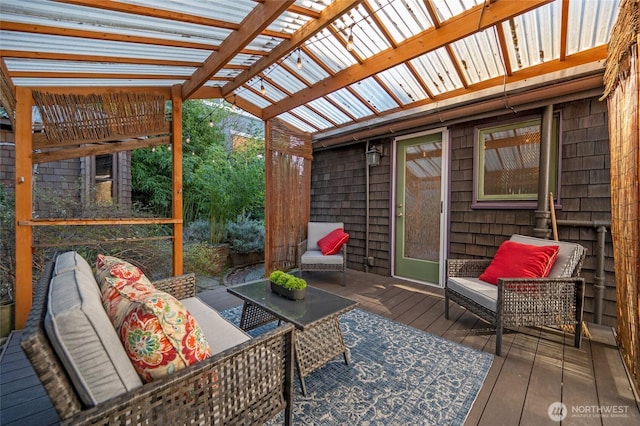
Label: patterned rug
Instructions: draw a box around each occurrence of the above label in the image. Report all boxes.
[220,307,493,426]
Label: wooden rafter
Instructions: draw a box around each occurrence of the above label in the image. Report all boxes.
[263,0,552,119]
[444,45,469,89]
[560,0,570,61]
[495,23,513,76]
[181,0,294,99]
[221,0,363,97]
[423,0,441,29]
[363,1,397,48]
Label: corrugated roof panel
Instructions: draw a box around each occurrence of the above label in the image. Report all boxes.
[450,28,504,85]
[237,90,272,109]
[11,78,190,87]
[307,98,353,125]
[331,3,391,59]
[430,0,483,23]
[350,77,399,112]
[0,31,210,62]
[501,1,560,71]
[123,0,256,25]
[305,29,358,73]
[261,66,308,93]
[244,79,288,102]
[567,0,620,55]
[3,59,196,76]
[326,89,375,119]
[410,48,464,95]
[290,105,334,130]
[276,112,317,133]
[282,49,331,84]
[377,64,429,105]
[369,0,434,43]
[1,0,234,44]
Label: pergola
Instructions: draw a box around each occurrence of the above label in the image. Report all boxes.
[0,0,638,389]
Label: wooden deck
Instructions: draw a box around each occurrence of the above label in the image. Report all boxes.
[1,269,639,425]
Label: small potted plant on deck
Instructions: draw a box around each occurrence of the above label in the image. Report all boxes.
[268,270,307,300]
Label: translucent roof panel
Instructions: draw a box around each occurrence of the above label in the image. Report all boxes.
[237,90,273,109]
[326,89,375,119]
[501,1,561,71]
[123,0,256,25]
[350,77,399,113]
[3,59,196,76]
[331,3,391,59]
[290,105,334,130]
[0,31,211,63]
[244,79,288,102]
[276,112,318,133]
[280,50,331,85]
[566,0,620,55]
[450,28,505,85]
[431,0,484,23]
[305,29,358,73]
[261,66,308,93]
[307,98,353,125]
[410,48,464,95]
[377,64,430,105]
[369,0,435,43]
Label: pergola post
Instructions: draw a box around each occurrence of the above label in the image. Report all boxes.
[14,87,33,329]
[171,85,184,276]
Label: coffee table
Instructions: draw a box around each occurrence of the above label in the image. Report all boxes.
[227,281,357,395]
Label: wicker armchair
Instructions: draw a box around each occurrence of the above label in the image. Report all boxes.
[445,235,586,356]
[297,222,347,286]
[21,259,295,425]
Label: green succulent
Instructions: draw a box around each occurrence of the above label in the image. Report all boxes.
[269,270,307,290]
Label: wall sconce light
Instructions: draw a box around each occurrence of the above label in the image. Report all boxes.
[366,145,382,167]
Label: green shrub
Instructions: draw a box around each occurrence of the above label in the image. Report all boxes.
[185,220,211,243]
[268,270,307,290]
[224,214,264,254]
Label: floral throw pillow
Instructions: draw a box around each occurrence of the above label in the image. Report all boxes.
[119,290,212,382]
[96,254,156,329]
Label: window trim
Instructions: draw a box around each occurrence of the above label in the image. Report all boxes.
[471,113,561,209]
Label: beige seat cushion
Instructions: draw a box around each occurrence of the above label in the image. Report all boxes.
[181,297,250,354]
[45,269,142,407]
[301,250,345,265]
[447,277,497,312]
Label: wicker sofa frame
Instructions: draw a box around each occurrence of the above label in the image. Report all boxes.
[445,252,586,356]
[21,259,295,425]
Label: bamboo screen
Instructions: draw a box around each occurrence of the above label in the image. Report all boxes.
[0,66,16,129]
[264,118,312,275]
[602,0,639,393]
[32,91,166,145]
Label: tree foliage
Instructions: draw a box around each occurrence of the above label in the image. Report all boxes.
[131,100,265,241]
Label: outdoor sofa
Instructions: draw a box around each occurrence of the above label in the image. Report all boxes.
[445,234,586,356]
[21,251,294,425]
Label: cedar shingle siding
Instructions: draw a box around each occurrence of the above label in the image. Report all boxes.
[310,96,616,327]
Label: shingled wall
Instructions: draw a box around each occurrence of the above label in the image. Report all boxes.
[310,95,616,327]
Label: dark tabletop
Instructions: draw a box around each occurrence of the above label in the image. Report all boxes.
[227,280,357,330]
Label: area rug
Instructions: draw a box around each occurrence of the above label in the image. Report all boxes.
[220,307,493,426]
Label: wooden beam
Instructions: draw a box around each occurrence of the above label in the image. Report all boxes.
[181,0,295,99]
[496,23,513,76]
[32,136,170,164]
[264,0,552,119]
[14,87,33,330]
[10,71,190,80]
[22,218,179,226]
[559,0,570,61]
[171,85,183,276]
[221,0,362,97]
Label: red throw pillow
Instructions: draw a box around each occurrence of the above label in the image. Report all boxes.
[479,240,560,285]
[317,228,349,255]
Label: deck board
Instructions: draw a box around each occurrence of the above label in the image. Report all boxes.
[1,269,639,425]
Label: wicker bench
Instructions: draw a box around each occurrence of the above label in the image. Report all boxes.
[21,255,295,425]
[445,234,586,356]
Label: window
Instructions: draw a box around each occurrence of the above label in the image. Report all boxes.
[473,114,559,208]
[94,154,114,206]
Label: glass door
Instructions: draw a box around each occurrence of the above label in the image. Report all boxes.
[394,130,448,286]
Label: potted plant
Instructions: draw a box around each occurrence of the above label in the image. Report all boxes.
[224,214,265,267]
[0,185,15,339]
[268,270,307,300]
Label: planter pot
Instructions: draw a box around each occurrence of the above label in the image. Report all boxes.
[231,251,264,267]
[0,302,15,338]
[270,281,306,301]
